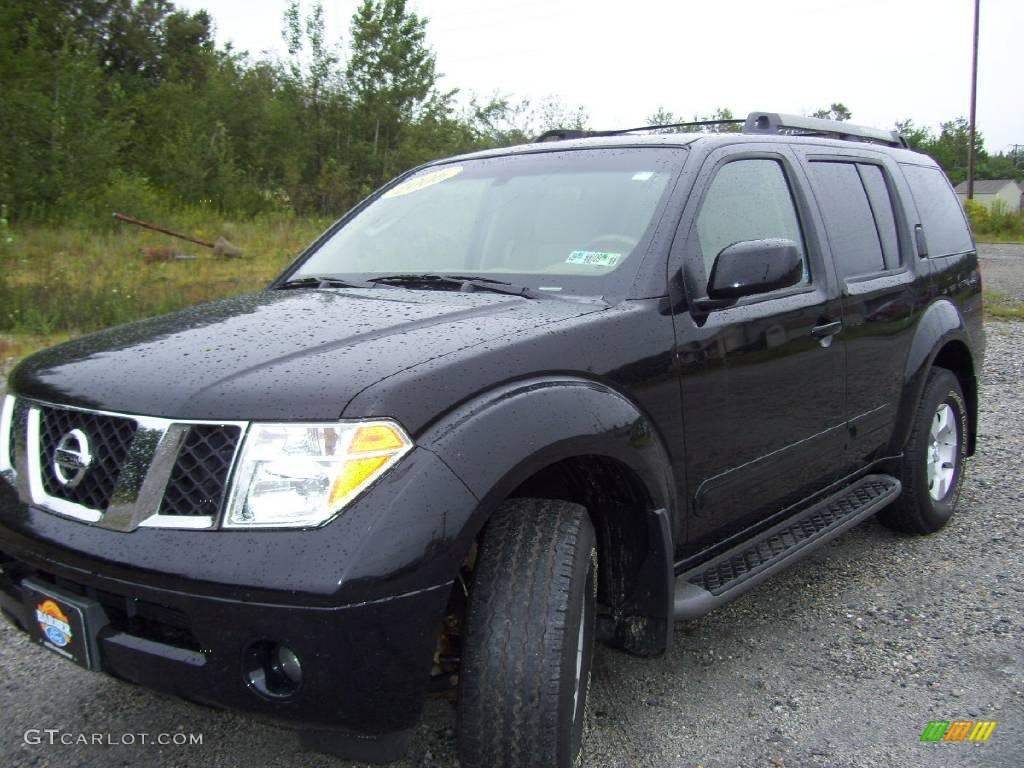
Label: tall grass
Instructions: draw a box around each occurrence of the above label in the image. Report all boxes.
[0,212,331,340]
[965,198,1024,242]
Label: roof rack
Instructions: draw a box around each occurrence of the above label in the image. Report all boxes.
[534,129,616,142]
[533,112,909,148]
[533,119,743,143]
[743,112,909,148]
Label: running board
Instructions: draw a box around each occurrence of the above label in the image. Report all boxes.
[673,475,900,620]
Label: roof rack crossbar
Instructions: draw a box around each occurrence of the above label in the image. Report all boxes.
[614,118,745,134]
[533,118,744,143]
[743,112,909,148]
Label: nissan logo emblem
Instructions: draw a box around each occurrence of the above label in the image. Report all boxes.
[53,429,93,488]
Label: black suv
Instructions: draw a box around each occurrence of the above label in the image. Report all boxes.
[0,112,983,767]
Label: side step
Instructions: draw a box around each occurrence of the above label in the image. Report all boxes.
[673,475,900,620]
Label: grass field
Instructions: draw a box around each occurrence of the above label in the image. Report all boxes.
[0,213,331,356]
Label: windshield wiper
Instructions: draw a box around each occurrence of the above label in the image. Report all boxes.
[367,273,548,299]
[277,276,365,290]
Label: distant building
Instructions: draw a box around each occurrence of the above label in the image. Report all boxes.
[954,179,1023,212]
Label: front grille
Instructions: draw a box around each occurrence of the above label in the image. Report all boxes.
[96,588,200,650]
[159,425,241,517]
[18,400,247,530]
[38,407,137,510]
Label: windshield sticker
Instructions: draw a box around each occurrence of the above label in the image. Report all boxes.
[566,250,622,267]
[632,171,655,181]
[383,166,463,199]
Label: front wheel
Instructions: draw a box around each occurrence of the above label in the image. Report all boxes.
[879,367,968,534]
[457,498,597,768]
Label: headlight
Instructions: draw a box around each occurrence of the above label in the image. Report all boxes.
[224,420,412,528]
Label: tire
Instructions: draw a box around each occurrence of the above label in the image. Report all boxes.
[457,498,597,768]
[879,367,968,534]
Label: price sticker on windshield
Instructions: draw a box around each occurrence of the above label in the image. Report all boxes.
[384,166,463,199]
[566,250,622,267]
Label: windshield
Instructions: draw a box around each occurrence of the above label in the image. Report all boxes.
[291,148,682,295]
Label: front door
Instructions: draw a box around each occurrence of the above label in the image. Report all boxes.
[672,149,846,553]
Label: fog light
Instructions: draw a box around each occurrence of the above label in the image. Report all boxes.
[243,641,303,699]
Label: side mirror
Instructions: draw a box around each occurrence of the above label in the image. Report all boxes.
[707,238,804,300]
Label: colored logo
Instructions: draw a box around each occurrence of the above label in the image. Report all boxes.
[35,599,73,647]
[920,720,997,742]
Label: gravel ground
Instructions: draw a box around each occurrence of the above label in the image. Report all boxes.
[1,244,1022,768]
[979,243,1024,303]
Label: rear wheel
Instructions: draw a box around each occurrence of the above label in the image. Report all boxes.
[879,368,968,534]
[457,498,597,768]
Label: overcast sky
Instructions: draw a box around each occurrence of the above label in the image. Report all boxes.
[176,0,1022,153]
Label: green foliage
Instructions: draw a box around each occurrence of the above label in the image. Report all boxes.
[2,0,1017,231]
[467,94,588,145]
[894,117,1021,188]
[811,103,852,121]
[0,0,550,223]
[345,0,455,191]
[964,198,1024,239]
[963,198,990,232]
[643,107,740,133]
[984,291,1024,320]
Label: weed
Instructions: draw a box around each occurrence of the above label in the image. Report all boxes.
[984,291,1024,321]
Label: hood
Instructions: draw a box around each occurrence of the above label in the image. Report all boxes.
[10,288,600,420]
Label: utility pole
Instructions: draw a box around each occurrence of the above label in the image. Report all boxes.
[967,0,980,199]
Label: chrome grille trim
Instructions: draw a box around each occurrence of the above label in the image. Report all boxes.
[10,398,248,531]
[0,395,14,479]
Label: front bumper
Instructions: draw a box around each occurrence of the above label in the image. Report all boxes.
[0,553,449,733]
[0,446,480,743]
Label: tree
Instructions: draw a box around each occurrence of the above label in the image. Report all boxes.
[468,94,588,145]
[893,117,1008,186]
[925,118,986,187]
[894,119,932,151]
[346,0,448,190]
[0,0,129,217]
[643,106,740,133]
[811,103,852,121]
[279,1,350,212]
[646,107,677,127]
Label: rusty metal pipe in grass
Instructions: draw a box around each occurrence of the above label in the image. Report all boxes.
[112,212,243,258]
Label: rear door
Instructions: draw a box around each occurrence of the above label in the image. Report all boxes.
[670,145,847,554]
[796,149,929,468]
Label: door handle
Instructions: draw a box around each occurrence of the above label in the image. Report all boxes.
[811,320,842,339]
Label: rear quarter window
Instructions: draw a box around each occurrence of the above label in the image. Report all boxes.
[900,164,974,257]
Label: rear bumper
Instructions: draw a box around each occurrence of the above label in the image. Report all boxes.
[0,548,450,735]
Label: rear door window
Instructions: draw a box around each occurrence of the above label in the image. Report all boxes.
[808,161,885,278]
[900,164,974,257]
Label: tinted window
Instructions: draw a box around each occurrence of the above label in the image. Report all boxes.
[857,164,901,269]
[809,161,884,277]
[900,164,974,257]
[696,159,807,281]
